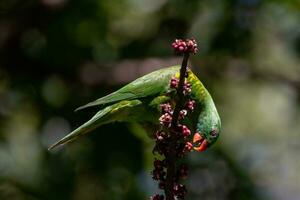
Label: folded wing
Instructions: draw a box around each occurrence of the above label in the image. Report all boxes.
[75,65,180,111]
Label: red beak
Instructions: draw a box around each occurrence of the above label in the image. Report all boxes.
[193,132,209,152]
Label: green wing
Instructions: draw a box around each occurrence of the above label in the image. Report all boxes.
[75,65,180,111]
[49,66,181,149]
[49,100,148,149]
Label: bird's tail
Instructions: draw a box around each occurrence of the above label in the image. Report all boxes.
[48,100,142,150]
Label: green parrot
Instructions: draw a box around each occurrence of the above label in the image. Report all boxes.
[49,65,221,151]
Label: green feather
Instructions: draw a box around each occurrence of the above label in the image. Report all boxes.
[49,100,146,149]
[75,65,180,111]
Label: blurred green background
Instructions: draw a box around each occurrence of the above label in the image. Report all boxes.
[0,0,299,199]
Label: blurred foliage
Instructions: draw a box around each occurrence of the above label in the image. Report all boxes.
[0,0,300,199]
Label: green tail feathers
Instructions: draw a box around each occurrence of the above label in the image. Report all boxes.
[48,100,142,150]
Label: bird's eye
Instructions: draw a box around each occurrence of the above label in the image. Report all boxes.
[210,129,218,137]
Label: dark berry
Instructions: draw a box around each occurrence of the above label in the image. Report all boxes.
[151,194,164,200]
[159,113,172,127]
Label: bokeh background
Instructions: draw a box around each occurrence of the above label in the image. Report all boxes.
[0,0,299,199]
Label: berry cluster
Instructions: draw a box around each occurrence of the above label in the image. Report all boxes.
[151,194,164,200]
[172,39,198,54]
[151,76,197,200]
[170,77,193,96]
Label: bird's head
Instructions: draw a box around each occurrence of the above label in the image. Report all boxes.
[193,100,221,152]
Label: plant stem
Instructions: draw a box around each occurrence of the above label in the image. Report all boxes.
[165,52,190,200]
[171,53,190,128]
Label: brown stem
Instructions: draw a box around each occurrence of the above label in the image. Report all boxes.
[164,52,190,200]
[171,53,190,128]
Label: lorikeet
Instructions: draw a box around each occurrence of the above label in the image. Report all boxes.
[49,65,221,151]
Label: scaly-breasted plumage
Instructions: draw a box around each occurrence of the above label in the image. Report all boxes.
[49,66,221,151]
